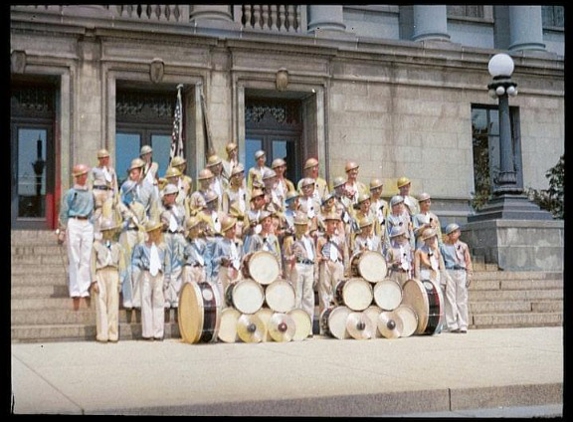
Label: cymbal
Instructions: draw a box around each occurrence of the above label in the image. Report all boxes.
[378,310,404,339]
[346,311,375,340]
[237,313,265,343]
[268,312,296,342]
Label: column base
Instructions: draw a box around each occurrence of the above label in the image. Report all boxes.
[468,194,553,222]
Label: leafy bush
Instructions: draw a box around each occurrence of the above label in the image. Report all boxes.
[526,154,564,219]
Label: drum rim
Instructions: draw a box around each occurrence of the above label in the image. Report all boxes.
[230,279,265,314]
[372,279,403,311]
[244,250,280,285]
[354,250,388,283]
[394,304,419,338]
[327,305,352,339]
[401,278,430,334]
[178,282,204,344]
[336,278,374,311]
[217,307,241,343]
[288,308,312,341]
[265,279,296,313]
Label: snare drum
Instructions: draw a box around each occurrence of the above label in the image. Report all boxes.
[320,306,351,339]
[242,251,280,285]
[394,304,418,338]
[265,279,296,313]
[350,250,388,283]
[334,278,373,311]
[217,307,241,343]
[178,282,221,344]
[401,279,444,335]
[373,279,403,311]
[225,279,265,314]
[288,308,313,340]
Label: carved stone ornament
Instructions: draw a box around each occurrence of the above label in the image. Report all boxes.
[276,68,289,91]
[11,50,26,74]
[150,58,165,84]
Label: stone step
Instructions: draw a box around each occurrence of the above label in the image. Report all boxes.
[11,253,69,266]
[11,244,69,256]
[469,300,563,314]
[11,230,59,245]
[468,278,563,291]
[11,285,68,298]
[11,274,68,287]
[469,289,562,302]
[471,312,563,328]
[12,264,68,276]
[470,271,562,281]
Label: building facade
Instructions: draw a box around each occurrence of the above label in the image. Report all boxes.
[10,5,564,232]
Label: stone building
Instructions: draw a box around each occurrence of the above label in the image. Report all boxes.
[10,5,564,239]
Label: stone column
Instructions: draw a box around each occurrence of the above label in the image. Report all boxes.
[412,5,450,42]
[307,5,346,33]
[190,5,232,21]
[508,6,546,51]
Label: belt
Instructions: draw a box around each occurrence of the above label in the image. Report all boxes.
[447,265,466,271]
[126,227,138,231]
[93,185,112,191]
[297,259,315,265]
[186,263,204,268]
[163,230,183,234]
[72,216,89,220]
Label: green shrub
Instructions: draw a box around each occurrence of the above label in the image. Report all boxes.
[526,154,564,219]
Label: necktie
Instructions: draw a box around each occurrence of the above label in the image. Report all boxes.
[169,214,178,232]
[192,242,204,266]
[103,167,112,183]
[303,237,314,260]
[150,243,160,276]
[399,245,409,271]
[329,240,338,262]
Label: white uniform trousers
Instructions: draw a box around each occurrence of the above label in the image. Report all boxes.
[445,269,469,331]
[217,266,241,308]
[119,229,143,308]
[290,262,315,321]
[164,265,182,309]
[140,270,165,339]
[318,260,344,321]
[183,265,207,285]
[66,218,94,298]
[94,267,120,342]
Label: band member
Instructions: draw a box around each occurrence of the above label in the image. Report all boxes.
[352,216,383,256]
[210,216,243,306]
[414,228,445,287]
[222,163,248,238]
[412,192,443,249]
[247,149,271,191]
[206,154,227,211]
[140,145,159,190]
[90,219,127,343]
[131,220,171,341]
[343,161,368,206]
[181,216,210,285]
[440,223,473,334]
[369,178,389,244]
[386,195,415,250]
[298,177,321,236]
[58,163,95,310]
[297,157,329,202]
[163,166,187,208]
[245,210,282,275]
[90,148,118,231]
[397,176,420,217]
[243,188,267,253]
[169,156,193,200]
[187,168,214,217]
[271,157,295,204]
[386,225,413,287]
[221,141,240,183]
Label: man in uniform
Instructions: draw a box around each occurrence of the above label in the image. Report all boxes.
[397,176,420,217]
[247,150,271,191]
[221,142,240,183]
[297,157,328,203]
[343,161,369,206]
[90,148,118,231]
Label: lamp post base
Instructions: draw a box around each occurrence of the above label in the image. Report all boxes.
[468,194,553,222]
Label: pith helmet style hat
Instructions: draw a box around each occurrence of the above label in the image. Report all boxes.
[390,195,404,207]
[207,155,222,167]
[254,150,266,159]
[285,190,300,202]
[322,191,336,205]
[332,176,346,189]
[357,193,371,204]
[359,216,373,228]
[145,219,163,233]
[445,223,461,235]
[205,190,219,203]
[418,192,431,202]
[389,225,406,238]
[370,178,383,190]
[97,149,110,159]
[72,164,90,177]
[304,157,319,169]
[99,218,118,231]
[262,169,277,180]
[140,145,153,156]
[162,183,179,196]
[171,156,186,167]
[397,176,411,189]
[198,168,214,180]
[129,158,145,171]
[345,161,359,172]
[421,228,437,241]
[164,167,182,178]
[231,163,245,177]
[294,213,309,226]
[300,177,314,188]
[271,158,286,169]
[221,215,237,232]
[324,212,341,222]
[185,216,201,230]
[226,142,238,153]
[250,188,265,200]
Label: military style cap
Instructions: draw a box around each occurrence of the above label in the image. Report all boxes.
[207,154,222,167]
[129,158,145,171]
[162,183,179,196]
[421,228,437,241]
[322,191,335,205]
[345,161,359,172]
[271,158,286,169]
[445,223,460,235]
[359,216,373,228]
[418,192,431,202]
[293,212,309,225]
[397,176,411,189]
[231,163,245,177]
[254,150,266,159]
[304,157,319,169]
[389,225,406,238]
[262,169,277,180]
[72,164,90,177]
[144,219,163,233]
[198,168,214,180]
[390,195,404,207]
[97,149,110,159]
[357,193,371,204]
[164,167,182,179]
[300,177,315,188]
[370,178,383,190]
[171,156,186,167]
[332,176,346,189]
[140,145,153,156]
[221,215,237,232]
[205,190,219,203]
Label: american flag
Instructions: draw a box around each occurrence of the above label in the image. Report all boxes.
[169,84,184,164]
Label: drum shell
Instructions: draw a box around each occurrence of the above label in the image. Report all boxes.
[334,278,373,311]
[320,305,351,339]
[350,250,388,283]
[401,279,444,335]
[225,279,265,314]
[265,279,296,313]
[242,251,280,285]
[178,282,221,344]
[288,308,313,341]
[373,279,403,311]
[217,307,241,343]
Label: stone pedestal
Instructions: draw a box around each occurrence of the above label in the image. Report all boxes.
[462,219,563,271]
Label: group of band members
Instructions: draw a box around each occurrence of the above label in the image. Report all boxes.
[58,142,472,342]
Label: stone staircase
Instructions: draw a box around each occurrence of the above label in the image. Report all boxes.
[11,230,563,343]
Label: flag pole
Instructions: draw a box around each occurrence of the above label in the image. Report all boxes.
[169,84,185,166]
[199,84,215,160]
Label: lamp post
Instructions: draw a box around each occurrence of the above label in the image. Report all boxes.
[487,53,520,195]
[31,134,45,216]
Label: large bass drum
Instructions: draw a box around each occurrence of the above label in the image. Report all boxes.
[393,304,419,338]
[401,279,444,335]
[265,279,296,313]
[320,306,351,340]
[178,282,221,344]
[225,279,265,314]
[217,307,241,343]
[334,278,373,311]
[350,250,388,283]
[288,308,313,341]
[242,251,280,285]
[373,279,403,311]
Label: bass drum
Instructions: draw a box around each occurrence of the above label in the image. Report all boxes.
[265,279,296,313]
[320,306,352,340]
[242,251,280,285]
[178,282,221,344]
[350,250,388,283]
[334,278,373,311]
[225,279,265,314]
[363,305,382,338]
[288,308,313,341]
[394,304,419,338]
[401,279,444,335]
[217,307,241,343]
[373,279,403,311]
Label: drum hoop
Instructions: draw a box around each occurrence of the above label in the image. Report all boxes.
[356,251,387,283]
[337,278,373,311]
[288,309,312,341]
[373,279,403,311]
[265,280,296,313]
[244,250,280,285]
[231,279,264,314]
[178,282,203,344]
[218,307,241,343]
[401,279,430,334]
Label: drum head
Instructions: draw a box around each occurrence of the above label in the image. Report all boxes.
[357,251,388,283]
[378,310,404,339]
[373,279,403,311]
[178,282,204,344]
[327,306,352,340]
[339,278,373,311]
[255,307,275,342]
[237,313,265,343]
[401,279,429,335]
[346,311,375,340]
[230,279,265,314]
[268,312,296,342]
[394,304,418,338]
[245,251,280,285]
[288,309,312,341]
[265,279,296,313]
[363,305,382,338]
[218,307,241,343]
